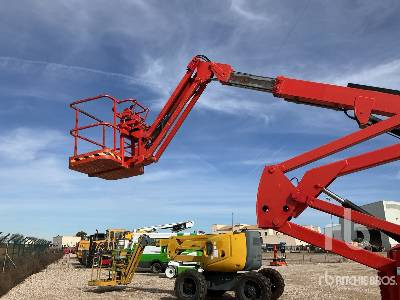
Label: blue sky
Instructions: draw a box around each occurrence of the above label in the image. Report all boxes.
[1,1,400,239]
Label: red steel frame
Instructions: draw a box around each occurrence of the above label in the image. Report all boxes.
[70,58,231,170]
[256,76,400,299]
[70,94,149,166]
[69,56,400,299]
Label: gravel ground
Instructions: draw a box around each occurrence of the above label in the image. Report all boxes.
[2,254,380,300]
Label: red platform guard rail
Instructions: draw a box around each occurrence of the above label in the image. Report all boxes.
[69,94,149,180]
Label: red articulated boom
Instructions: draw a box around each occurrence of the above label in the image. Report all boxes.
[69,55,400,299]
[69,56,232,179]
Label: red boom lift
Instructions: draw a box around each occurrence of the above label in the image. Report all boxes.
[69,55,400,299]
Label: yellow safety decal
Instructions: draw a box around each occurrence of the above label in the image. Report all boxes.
[70,151,122,163]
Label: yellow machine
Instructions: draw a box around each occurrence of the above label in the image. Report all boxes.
[89,235,153,286]
[78,229,130,268]
[89,231,285,300]
[88,229,133,268]
[76,239,90,263]
[163,232,250,272]
[103,228,132,250]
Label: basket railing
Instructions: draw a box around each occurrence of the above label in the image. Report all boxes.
[70,94,149,157]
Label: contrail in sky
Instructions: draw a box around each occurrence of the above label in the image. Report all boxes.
[0,56,160,87]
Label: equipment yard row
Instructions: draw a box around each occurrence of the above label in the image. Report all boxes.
[2,254,380,300]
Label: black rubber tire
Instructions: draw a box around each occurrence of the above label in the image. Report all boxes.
[174,269,207,300]
[151,262,163,273]
[258,268,285,299]
[235,272,272,300]
[207,289,226,297]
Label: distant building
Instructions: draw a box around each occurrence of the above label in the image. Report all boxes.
[211,224,321,247]
[323,224,342,240]
[52,235,81,248]
[339,200,400,250]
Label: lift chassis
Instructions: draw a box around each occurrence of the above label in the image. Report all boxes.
[70,55,400,299]
[89,231,282,300]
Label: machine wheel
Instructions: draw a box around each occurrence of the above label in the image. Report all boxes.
[165,265,177,278]
[151,261,163,273]
[258,268,285,299]
[207,289,226,297]
[235,272,272,300]
[174,269,207,300]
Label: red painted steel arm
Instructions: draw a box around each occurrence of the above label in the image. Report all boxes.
[278,222,396,271]
[296,143,400,202]
[273,76,400,118]
[142,56,232,163]
[74,57,400,172]
[148,61,400,168]
[280,114,400,173]
[306,197,400,237]
[109,56,233,168]
[248,65,400,297]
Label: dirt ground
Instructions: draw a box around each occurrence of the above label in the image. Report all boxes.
[2,253,381,300]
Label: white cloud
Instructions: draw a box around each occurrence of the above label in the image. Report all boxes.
[135,169,191,183]
[327,59,400,90]
[0,128,77,191]
[0,156,73,190]
[230,0,271,22]
[0,127,65,161]
[199,89,277,125]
